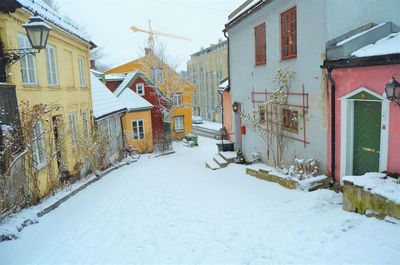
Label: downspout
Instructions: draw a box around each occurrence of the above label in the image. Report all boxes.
[223,29,230,146]
[327,67,336,183]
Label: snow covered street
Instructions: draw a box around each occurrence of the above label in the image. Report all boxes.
[0,137,399,264]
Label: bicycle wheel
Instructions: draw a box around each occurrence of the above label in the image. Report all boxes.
[130,149,141,160]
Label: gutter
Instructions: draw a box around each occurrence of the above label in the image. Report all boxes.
[94,108,127,122]
[326,67,336,184]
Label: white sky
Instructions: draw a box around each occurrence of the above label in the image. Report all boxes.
[57,0,244,71]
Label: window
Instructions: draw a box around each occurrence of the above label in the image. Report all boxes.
[282,109,299,133]
[258,105,266,123]
[78,56,86,87]
[81,110,89,138]
[152,68,162,83]
[174,116,184,132]
[174,93,183,106]
[45,44,59,86]
[254,22,266,65]
[115,117,121,135]
[18,34,37,85]
[32,121,46,169]
[69,111,78,146]
[107,119,113,140]
[132,120,145,140]
[281,6,297,60]
[136,83,145,95]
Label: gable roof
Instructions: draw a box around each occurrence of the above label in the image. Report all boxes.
[113,70,173,106]
[116,88,153,112]
[90,72,126,121]
[15,0,94,46]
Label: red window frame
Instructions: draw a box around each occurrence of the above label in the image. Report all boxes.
[254,22,266,65]
[282,109,299,133]
[280,6,297,60]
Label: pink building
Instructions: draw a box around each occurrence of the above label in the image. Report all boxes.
[324,24,400,182]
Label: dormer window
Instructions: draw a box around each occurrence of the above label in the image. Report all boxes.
[136,83,145,95]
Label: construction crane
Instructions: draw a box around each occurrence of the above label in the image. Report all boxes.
[130,20,191,52]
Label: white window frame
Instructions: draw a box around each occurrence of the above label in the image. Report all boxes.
[69,111,78,146]
[81,110,89,138]
[174,116,184,132]
[136,83,145,95]
[18,34,37,85]
[115,116,121,136]
[32,121,46,170]
[78,56,86,88]
[132,119,145,140]
[174,93,183,107]
[45,44,59,86]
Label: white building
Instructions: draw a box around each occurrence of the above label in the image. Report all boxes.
[90,72,126,163]
[224,0,400,174]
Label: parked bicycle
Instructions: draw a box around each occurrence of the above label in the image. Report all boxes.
[124,145,141,161]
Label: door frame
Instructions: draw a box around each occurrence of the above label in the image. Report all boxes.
[339,87,389,179]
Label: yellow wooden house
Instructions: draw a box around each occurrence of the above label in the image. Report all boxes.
[105,53,194,139]
[0,0,95,197]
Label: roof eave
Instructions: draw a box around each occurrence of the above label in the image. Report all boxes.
[224,0,270,32]
[322,53,400,69]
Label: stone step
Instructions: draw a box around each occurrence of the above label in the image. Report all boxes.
[219,151,237,163]
[205,159,221,170]
[213,154,228,167]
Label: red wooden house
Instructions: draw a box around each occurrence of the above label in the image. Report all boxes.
[105,71,171,145]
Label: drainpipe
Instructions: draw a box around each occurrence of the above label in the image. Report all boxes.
[223,30,230,147]
[327,67,336,183]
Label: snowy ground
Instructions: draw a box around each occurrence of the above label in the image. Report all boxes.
[0,137,399,264]
[195,120,222,131]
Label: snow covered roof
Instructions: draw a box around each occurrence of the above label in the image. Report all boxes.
[218,79,229,90]
[114,71,140,96]
[351,32,400,57]
[90,72,126,120]
[116,88,153,112]
[225,0,266,30]
[16,0,92,44]
[104,73,126,81]
[336,23,386,47]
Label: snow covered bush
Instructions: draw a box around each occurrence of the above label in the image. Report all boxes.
[283,157,320,180]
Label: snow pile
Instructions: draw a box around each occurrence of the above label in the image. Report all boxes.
[336,23,386,47]
[194,120,222,131]
[352,32,400,57]
[343,173,400,204]
[90,72,126,119]
[16,0,90,43]
[117,88,153,111]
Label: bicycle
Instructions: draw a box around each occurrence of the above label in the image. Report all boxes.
[124,145,141,161]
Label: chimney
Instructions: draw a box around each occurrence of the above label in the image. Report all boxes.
[90,59,96,69]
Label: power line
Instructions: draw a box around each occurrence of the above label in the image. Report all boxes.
[148,0,231,12]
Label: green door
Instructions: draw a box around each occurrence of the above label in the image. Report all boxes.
[353,101,381,175]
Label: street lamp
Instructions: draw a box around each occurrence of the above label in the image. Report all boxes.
[384,76,400,107]
[0,12,51,72]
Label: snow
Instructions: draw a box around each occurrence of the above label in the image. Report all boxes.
[219,151,237,160]
[90,72,126,120]
[116,87,153,111]
[114,71,139,96]
[218,79,229,90]
[0,137,399,264]
[227,0,264,24]
[336,23,386,47]
[343,173,400,204]
[194,120,222,131]
[352,32,400,57]
[104,73,126,81]
[16,0,90,43]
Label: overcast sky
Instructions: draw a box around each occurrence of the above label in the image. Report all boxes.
[57,0,244,71]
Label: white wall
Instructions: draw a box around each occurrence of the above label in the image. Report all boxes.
[228,0,399,172]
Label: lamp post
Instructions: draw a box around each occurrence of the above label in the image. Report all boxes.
[384,76,400,107]
[0,12,51,81]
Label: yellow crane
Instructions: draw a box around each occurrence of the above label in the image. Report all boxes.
[130,20,191,52]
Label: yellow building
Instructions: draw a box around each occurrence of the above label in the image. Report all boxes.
[187,40,228,122]
[105,53,194,139]
[116,85,154,153]
[0,1,95,197]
